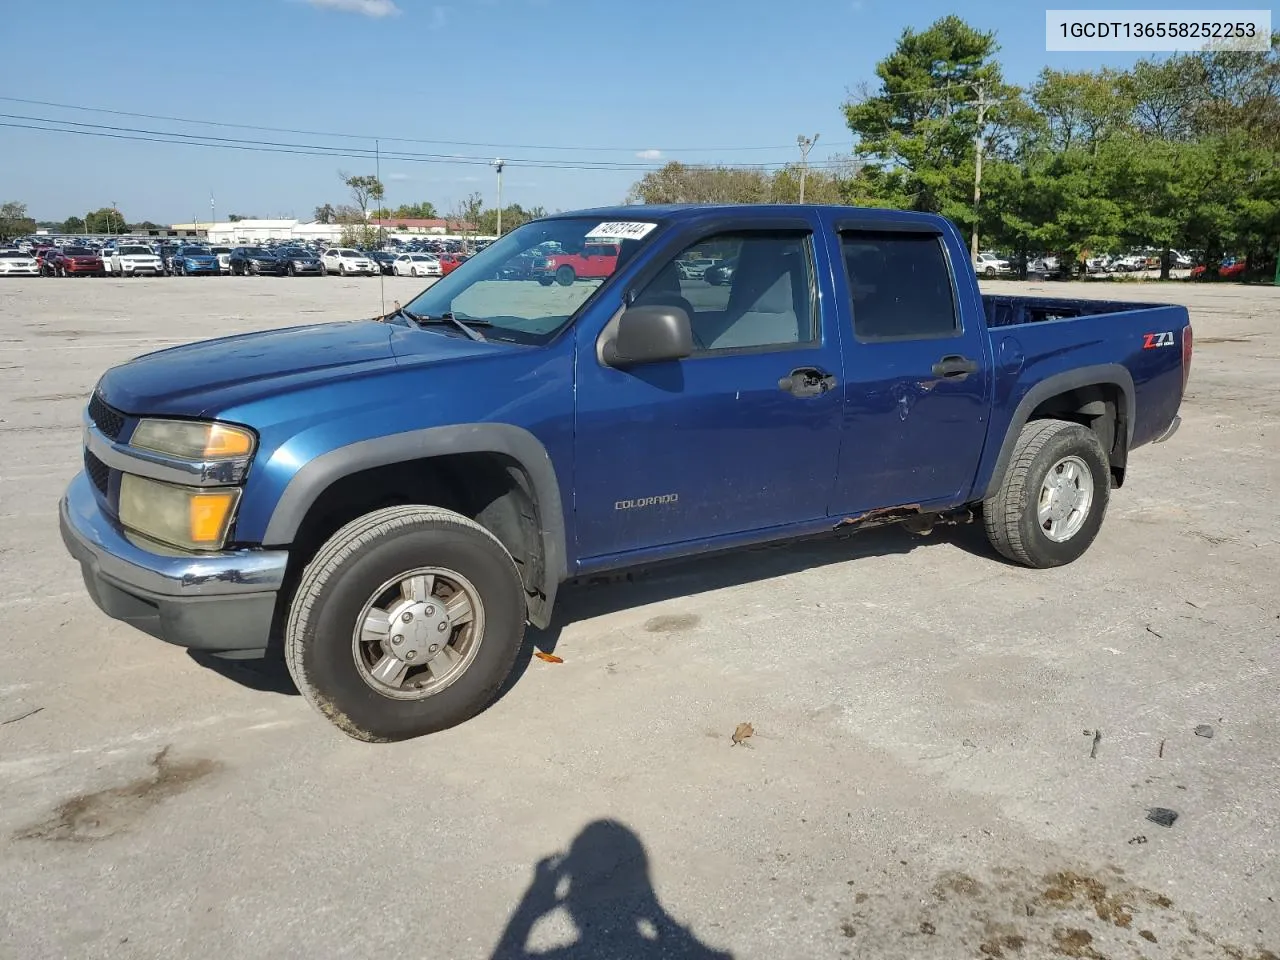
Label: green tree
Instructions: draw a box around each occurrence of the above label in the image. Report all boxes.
[84,207,126,235]
[340,171,385,220]
[0,201,38,239]
[843,14,1017,232]
[627,162,771,204]
[391,201,438,219]
[61,215,87,234]
[313,203,337,224]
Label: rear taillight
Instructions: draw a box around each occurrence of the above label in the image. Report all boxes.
[1181,324,1193,396]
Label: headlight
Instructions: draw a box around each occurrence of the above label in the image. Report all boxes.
[131,419,255,460]
[119,474,241,550]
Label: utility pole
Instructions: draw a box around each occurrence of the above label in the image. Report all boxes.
[796,133,819,204]
[210,193,215,236]
[970,82,987,262]
[492,159,505,236]
[109,201,117,236]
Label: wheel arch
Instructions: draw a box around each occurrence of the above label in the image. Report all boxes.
[263,424,568,628]
[981,364,1135,500]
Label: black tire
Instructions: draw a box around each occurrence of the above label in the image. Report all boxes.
[288,263,296,277]
[285,505,527,742]
[985,266,996,277]
[982,418,1110,568]
[537,276,554,286]
[555,265,575,287]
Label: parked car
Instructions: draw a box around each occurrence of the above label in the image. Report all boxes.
[35,247,60,276]
[1114,255,1148,273]
[1190,259,1247,280]
[111,245,166,277]
[703,257,737,286]
[437,252,467,276]
[0,249,40,276]
[369,251,398,275]
[393,253,442,277]
[210,246,233,274]
[171,246,221,276]
[676,257,718,280]
[61,204,1192,741]
[229,247,286,276]
[321,248,377,276]
[532,242,618,286]
[49,247,105,277]
[276,248,323,276]
[973,252,1010,277]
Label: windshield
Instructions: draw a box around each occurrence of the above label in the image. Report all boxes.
[120,246,151,255]
[211,247,231,254]
[339,249,361,257]
[244,248,272,257]
[0,251,27,258]
[178,248,206,256]
[65,248,94,256]
[405,217,659,345]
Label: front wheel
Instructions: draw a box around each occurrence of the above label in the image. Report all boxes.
[983,418,1110,568]
[285,506,527,742]
[555,265,575,286]
[984,266,996,277]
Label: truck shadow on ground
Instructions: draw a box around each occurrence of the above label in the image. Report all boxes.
[190,521,998,699]
[490,818,734,959]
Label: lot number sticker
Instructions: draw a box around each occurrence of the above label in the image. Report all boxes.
[584,221,658,241]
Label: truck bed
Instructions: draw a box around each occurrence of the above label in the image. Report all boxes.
[982,294,1161,328]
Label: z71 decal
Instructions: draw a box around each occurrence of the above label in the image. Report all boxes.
[1143,331,1175,349]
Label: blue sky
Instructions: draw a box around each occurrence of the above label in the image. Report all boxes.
[2,0,1186,224]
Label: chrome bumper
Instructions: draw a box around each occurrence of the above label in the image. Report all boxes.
[59,472,289,654]
[1153,415,1181,443]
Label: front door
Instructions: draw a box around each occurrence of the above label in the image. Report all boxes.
[829,228,991,516]
[574,227,844,562]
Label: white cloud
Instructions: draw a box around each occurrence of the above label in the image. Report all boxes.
[305,0,400,17]
[635,149,663,161]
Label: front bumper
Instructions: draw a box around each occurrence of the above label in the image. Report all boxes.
[59,472,289,655]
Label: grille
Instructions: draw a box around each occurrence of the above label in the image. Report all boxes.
[88,393,124,441]
[85,450,110,495]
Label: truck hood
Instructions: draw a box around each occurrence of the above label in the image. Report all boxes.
[98,320,502,418]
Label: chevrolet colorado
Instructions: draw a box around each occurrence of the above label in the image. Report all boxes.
[61,205,1192,740]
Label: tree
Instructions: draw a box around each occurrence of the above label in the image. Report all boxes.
[313,203,337,224]
[62,215,87,234]
[0,201,37,239]
[340,171,385,220]
[227,213,259,222]
[83,207,126,235]
[627,162,771,204]
[843,15,1017,235]
[391,201,438,219]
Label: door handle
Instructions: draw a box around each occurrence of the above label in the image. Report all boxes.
[778,367,837,398]
[931,355,979,379]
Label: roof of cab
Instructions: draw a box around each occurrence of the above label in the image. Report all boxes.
[546,203,948,225]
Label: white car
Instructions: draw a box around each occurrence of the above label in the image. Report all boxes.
[210,246,233,274]
[0,249,40,276]
[111,244,166,277]
[973,252,1010,276]
[393,253,442,277]
[321,248,377,276]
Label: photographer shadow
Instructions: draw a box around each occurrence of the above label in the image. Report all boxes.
[491,819,733,960]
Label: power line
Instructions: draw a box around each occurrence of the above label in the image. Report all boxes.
[2,114,860,172]
[0,94,854,154]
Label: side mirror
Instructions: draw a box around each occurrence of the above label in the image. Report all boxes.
[603,304,694,367]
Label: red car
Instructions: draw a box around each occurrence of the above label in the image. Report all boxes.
[50,247,106,277]
[1190,259,1247,280]
[438,253,467,276]
[533,242,619,286]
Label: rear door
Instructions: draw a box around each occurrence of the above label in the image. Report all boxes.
[573,218,845,561]
[829,225,991,515]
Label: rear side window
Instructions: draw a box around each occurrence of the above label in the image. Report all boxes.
[840,232,958,340]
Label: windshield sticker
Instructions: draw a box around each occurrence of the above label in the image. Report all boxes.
[584,221,658,241]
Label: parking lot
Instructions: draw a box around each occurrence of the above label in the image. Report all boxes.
[1,275,1277,959]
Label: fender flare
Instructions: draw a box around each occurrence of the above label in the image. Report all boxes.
[981,364,1135,501]
[262,424,569,623]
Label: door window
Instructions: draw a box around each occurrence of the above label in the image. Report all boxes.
[840,232,958,340]
[634,232,816,353]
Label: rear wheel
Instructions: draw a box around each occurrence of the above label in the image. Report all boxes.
[983,418,1110,568]
[985,266,996,277]
[285,506,527,742]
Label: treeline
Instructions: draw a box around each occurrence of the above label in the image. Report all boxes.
[629,17,1280,278]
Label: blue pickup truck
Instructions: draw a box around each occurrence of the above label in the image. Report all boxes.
[61,205,1192,740]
